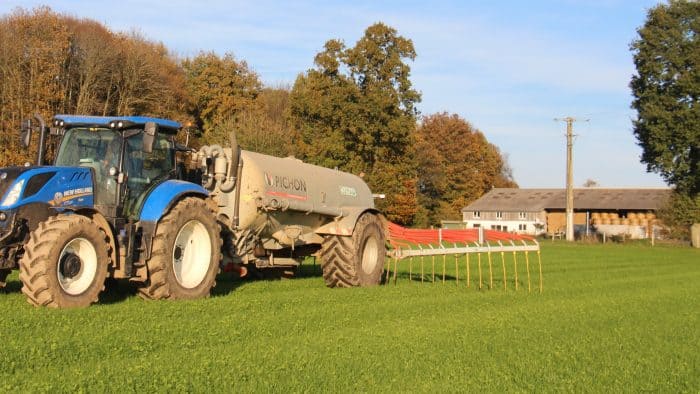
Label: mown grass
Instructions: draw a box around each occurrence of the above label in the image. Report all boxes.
[0,242,698,392]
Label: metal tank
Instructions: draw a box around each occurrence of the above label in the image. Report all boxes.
[192,134,385,287]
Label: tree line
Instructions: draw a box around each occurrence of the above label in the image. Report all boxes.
[631,0,699,238]
[0,6,516,226]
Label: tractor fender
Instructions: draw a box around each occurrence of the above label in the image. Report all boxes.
[137,180,209,263]
[139,180,209,222]
[315,207,384,237]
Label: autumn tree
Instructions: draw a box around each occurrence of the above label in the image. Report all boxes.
[289,23,421,224]
[0,6,69,165]
[183,51,262,145]
[111,33,186,118]
[236,87,296,156]
[61,17,116,115]
[415,113,517,226]
[0,7,189,166]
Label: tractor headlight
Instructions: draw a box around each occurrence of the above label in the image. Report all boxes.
[0,212,6,221]
[0,179,25,207]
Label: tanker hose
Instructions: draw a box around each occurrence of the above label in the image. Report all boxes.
[205,144,224,159]
[219,132,240,193]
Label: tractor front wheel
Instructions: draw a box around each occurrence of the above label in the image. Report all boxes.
[19,215,110,308]
[138,197,221,300]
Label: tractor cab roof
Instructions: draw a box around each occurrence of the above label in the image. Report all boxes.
[52,115,181,134]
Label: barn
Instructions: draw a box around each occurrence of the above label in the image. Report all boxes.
[461,188,671,238]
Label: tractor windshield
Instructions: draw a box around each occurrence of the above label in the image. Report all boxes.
[55,128,122,206]
[55,128,117,167]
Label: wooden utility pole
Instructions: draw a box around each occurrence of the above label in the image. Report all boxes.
[555,117,584,242]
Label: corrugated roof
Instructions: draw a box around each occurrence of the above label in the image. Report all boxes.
[462,188,671,212]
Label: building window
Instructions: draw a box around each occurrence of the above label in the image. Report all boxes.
[496,211,503,219]
[519,212,526,219]
[473,223,480,228]
[473,211,480,218]
[518,224,527,231]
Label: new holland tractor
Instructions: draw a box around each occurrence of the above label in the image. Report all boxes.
[0,114,386,308]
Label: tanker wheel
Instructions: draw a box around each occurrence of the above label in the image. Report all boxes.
[19,215,110,308]
[320,213,385,288]
[138,197,221,300]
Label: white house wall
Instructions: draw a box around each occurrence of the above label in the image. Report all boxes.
[462,210,547,235]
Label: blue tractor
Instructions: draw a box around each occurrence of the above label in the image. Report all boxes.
[0,114,221,307]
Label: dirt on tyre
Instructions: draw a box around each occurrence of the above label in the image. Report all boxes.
[19,214,110,308]
[138,197,221,300]
[320,213,385,287]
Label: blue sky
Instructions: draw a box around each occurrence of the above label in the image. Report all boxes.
[1,0,667,188]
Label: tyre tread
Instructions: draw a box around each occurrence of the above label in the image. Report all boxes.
[137,197,222,300]
[19,215,110,308]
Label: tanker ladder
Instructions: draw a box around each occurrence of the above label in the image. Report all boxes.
[385,223,542,293]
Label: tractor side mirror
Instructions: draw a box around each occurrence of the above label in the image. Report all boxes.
[143,121,158,153]
[20,119,32,148]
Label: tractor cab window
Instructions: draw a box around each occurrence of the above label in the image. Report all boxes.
[122,132,174,217]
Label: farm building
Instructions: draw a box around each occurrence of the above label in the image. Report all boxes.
[461,188,671,238]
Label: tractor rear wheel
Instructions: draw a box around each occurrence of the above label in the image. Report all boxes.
[320,213,385,288]
[138,197,221,300]
[19,215,110,308]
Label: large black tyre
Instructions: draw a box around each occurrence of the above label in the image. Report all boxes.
[19,215,110,308]
[138,197,221,300]
[320,213,385,288]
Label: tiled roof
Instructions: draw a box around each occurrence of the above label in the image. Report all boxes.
[462,188,671,212]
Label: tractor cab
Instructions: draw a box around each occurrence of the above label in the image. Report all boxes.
[47,115,180,219]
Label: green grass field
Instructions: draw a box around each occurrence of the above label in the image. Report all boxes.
[0,242,698,392]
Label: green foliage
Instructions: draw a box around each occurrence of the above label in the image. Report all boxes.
[630,0,700,195]
[0,243,698,391]
[415,113,518,226]
[289,23,421,224]
[658,190,700,239]
[182,51,262,144]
